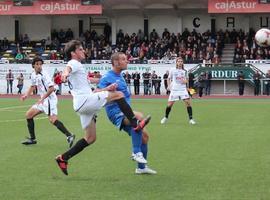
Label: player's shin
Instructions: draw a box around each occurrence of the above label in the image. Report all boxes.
[27,118,36,139]
[62,138,89,160]
[115,98,138,127]
[165,106,171,118]
[131,129,142,154]
[53,120,72,137]
[187,106,193,119]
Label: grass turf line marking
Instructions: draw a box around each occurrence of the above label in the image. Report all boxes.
[0,105,31,111]
[0,117,47,123]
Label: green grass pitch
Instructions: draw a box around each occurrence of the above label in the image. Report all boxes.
[0,98,270,200]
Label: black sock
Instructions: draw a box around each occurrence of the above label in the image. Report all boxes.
[165,106,171,118]
[62,138,89,161]
[115,97,137,127]
[27,118,36,139]
[187,106,193,120]
[53,120,71,137]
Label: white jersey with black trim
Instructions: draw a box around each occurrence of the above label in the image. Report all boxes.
[67,59,93,110]
[169,68,188,91]
[30,70,57,101]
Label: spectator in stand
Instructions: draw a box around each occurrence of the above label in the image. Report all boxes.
[237,71,245,96]
[17,73,24,94]
[137,29,144,42]
[103,23,111,42]
[2,37,9,50]
[65,28,74,41]
[234,54,242,63]
[51,29,58,40]
[50,51,58,60]
[116,29,124,45]
[197,72,205,98]
[51,38,60,50]
[15,49,24,63]
[23,34,30,46]
[58,29,66,43]
[253,71,261,96]
[151,71,158,94]
[123,71,132,93]
[44,36,52,50]
[156,76,161,95]
[142,70,151,95]
[133,72,140,95]
[265,70,270,96]
[150,29,158,42]
[205,71,212,96]
[6,69,14,94]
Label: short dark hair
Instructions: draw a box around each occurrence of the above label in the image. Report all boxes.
[111,52,125,66]
[32,57,44,68]
[64,40,82,60]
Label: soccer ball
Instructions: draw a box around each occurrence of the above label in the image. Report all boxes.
[255,28,270,47]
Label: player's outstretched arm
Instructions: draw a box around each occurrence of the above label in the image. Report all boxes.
[37,86,55,104]
[88,77,100,84]
[61,66,72,83]
[20,86,35,101]
[94,83,118,93]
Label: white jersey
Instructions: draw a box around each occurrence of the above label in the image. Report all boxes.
[30,70,57,101]
[67,59,93,110]
[169,68,188,91]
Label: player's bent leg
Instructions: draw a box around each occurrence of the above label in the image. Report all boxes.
[49,115,75,148]
[55,119,96,175]
[108,91,151,131]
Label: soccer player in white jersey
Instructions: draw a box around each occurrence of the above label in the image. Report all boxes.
[55,40,150,175]
[20,57,75,147]
[161,57,196,125]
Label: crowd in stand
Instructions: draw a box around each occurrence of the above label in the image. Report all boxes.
[1,27,270,64]
[233,28,270,63]
[0,27,226,64]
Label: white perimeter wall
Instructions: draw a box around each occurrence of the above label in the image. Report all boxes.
[0,16,14,40]
[0,63,269,94]
[20,16,51,40]
[0,13,270,41]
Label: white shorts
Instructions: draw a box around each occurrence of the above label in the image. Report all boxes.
[32,99,58,116]
[168,90,190,102]
[75,91,109,129]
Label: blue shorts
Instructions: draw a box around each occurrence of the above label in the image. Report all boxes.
[107,112,132,135]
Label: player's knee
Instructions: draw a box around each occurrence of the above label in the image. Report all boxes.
[25,111,32,119]
[142,132,149,144]
[135,112,144,120]
[84,134,96,144]
[116,91,124,98]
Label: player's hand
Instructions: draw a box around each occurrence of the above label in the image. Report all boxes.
[106,83,118,91]
[20,94,27,101]
[61,74,69,83]
[36,98,44,105]
[180,78,187,84]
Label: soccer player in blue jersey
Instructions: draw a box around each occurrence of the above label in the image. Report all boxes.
[98,52,157,174]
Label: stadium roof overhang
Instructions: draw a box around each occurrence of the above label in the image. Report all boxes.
[102,0,208,16]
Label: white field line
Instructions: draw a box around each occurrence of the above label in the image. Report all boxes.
[0,105,31,111]
[0,117,47,123]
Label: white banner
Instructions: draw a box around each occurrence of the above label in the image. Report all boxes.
[245,60,270,64]
[0,63,197,94]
